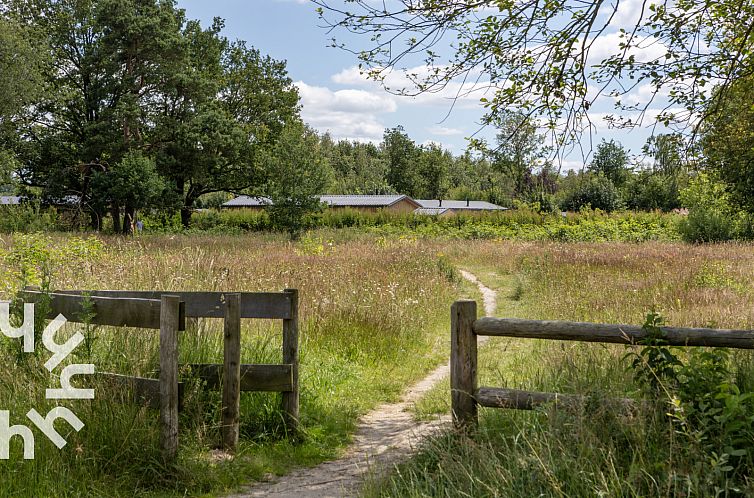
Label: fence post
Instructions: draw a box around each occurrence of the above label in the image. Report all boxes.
[281,288,299,434]
[451,299,478,430]
[159,295,181,462]
[221,293,241,451]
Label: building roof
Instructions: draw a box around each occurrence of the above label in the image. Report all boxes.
[0,196,21,205]
[416,199,507,211]
[222,196,272,207]
[414,207,451,216]
[319,194,419,208]
[223,194,421,209]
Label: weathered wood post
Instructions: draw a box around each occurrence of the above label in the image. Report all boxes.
[281,288,299,434]
[221,293,241,450]
[451,299,478,430]
[159,295,181,462]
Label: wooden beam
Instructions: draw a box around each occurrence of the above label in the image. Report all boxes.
[475,386,638,411]
[221,293,241,451]
[473,317,754,349]
[451,300,478,430]
[159,295,180,462]
[93,372,184,411]
[281,289,299,434]
[187,364,293,392]
[20,290,185,330]
[40,289,292,319]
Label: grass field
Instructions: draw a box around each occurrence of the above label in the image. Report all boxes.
[1,233,753,496]
[0,233,465,497]
[371,240,754,497]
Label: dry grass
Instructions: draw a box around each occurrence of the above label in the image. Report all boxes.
[0,233,460,497]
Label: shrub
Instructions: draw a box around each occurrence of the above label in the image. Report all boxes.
[558,173,623,212]
[623,172,682,211]
[677,172,740,243]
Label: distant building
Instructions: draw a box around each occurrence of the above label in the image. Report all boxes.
[222,196,273,210]
[318,195,421,213]
[0,196,21,206]
[222,194,421,213]
[414,199,507,215]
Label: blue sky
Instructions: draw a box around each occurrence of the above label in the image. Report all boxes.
[177,0,672,170]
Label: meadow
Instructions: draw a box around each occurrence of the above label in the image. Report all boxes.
[0,233,462,496]
[1,232,753,497]
[372,241,754,497]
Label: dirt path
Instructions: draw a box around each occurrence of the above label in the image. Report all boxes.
[229,271,497,498]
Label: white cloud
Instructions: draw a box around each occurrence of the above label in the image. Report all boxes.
[331,65,493,109]
[295,81,397,142]
[428,125,465,136]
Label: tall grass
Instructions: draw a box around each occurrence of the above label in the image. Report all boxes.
[0,233,460,496]
[371,240,754,497]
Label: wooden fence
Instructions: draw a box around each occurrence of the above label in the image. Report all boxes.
[450,299,754,429]
[21,287,299,461]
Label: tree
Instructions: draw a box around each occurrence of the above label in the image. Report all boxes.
[315,0,754,146]
[700,76,754,213]
[266,123,331,239]
[644,134,687,176]
[91,151,167,233]
[491,111,548,198]
[382,126,419,196]
[588,140,631,188]
[8,1,299,229]
[155,33,300,227]
[0,15,47,189]
[0,16,45,122]
[416,142,450,199]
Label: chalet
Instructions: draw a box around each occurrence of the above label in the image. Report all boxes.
[318,195,420,213]
[221,196,272,210]
[0,196,21,206]
[414,199,507,216]
[222,194,421,213]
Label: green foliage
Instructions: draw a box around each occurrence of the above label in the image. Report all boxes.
[317,0,754,148]
[0,203,61,233]
[626,312,681,395]
[190,207,680,242]
[558,173,623,212]
[628,319,754,492]
[266,124,330,239]
[588,139,632,188]
[701,76,754,213]
[622,171,682,211]
[676,172,751,242]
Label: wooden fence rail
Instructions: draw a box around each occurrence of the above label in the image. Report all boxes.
[451,299,754,429]
[21,287,300,459]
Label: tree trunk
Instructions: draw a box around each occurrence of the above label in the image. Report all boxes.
[111,204,121,233]
[123,205,135,235]
[180,205,192,229]
[89,211,101,231]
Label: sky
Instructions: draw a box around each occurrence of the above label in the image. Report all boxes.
[176,0,674,171]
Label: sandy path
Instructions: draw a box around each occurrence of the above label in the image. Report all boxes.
[229,270,497,498]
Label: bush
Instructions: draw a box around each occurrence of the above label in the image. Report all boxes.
[623,172,682,211]
[558,173,623,212]
[678,209,736,243]
[677,172,743,243]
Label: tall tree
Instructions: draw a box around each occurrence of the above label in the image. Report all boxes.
[382,126,419,196]
[155,30,300,227]
[701,76,754,212]
[491,111,548,199]
[588,140,631,188]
